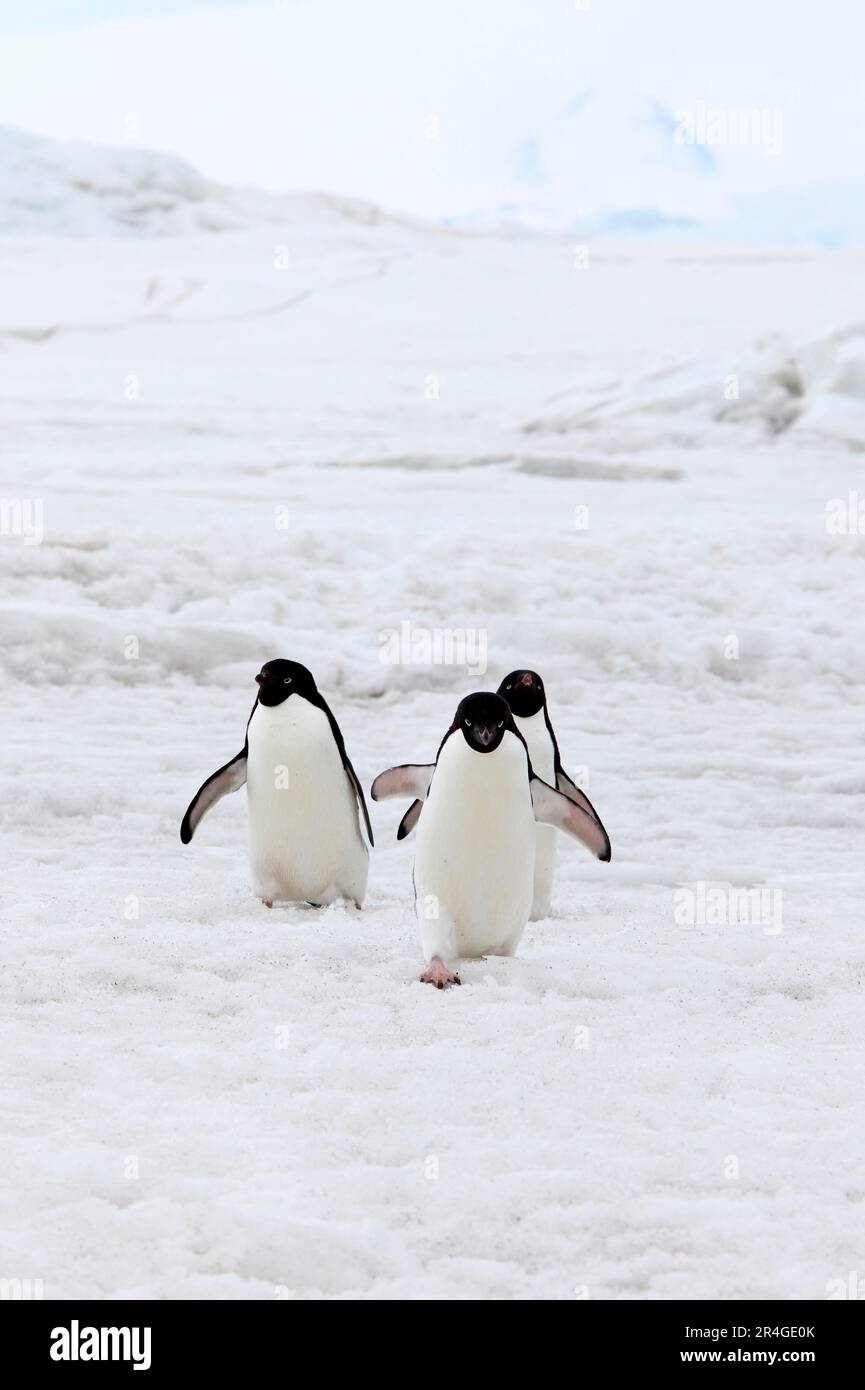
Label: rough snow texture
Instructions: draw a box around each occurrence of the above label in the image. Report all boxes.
[1,205,864,1300]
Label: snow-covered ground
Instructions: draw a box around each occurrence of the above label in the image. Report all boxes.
[1,165,864,1298]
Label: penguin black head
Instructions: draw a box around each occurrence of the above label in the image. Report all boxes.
[454,692,514,754]
[254,659,317,708]
[498,669,545,719]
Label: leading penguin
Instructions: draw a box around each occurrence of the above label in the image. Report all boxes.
[181,659,372,908]
[497,668,608,920]
[371,691,610,987]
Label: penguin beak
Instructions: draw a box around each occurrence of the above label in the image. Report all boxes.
[476,725,494,747]
[255,673,265,686]
[520,673,534,688]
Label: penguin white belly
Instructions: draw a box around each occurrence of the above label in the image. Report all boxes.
[245,699,368,905]
[414,732,534,959]
[515,710,557,920]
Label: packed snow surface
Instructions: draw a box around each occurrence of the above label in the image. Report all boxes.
[1,199,864,1298]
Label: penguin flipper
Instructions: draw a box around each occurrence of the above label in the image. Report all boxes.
[344,757,374,849]
[397,798,423,841]
[370,764,434,802]
[556,768,606,829]
[308,692,374,849]
[180,750,247,844]
[531,775,611,862]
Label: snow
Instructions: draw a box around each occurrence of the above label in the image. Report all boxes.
[0,125,398,238]
[1,143,865,1300]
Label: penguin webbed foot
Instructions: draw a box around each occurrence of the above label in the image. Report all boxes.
[419,956,461,990]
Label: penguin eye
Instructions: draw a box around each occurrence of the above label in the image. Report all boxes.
[498,721,504,728]
[464,717,471,726]
[283,677,292,685]
[506,684,512,690]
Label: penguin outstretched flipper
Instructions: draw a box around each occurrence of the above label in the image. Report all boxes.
[397,798,423,840]
[180,748,248,844]
[555,768,606,830]
[530,775,611,862]
[370,764,434,802]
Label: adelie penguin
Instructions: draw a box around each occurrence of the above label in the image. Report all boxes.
[372,691,610,988]
[180,660,373,908]
[497,668,609,920]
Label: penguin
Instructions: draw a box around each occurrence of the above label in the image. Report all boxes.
[497,668,609,920]
[180,659,372,908]
[371,691,610,987]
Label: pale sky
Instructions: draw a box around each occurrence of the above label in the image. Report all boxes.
[0,1,261,35]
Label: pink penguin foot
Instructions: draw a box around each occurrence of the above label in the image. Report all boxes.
[419,956,461,989]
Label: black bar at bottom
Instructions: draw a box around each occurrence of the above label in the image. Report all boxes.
[5,1298,859,1375]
